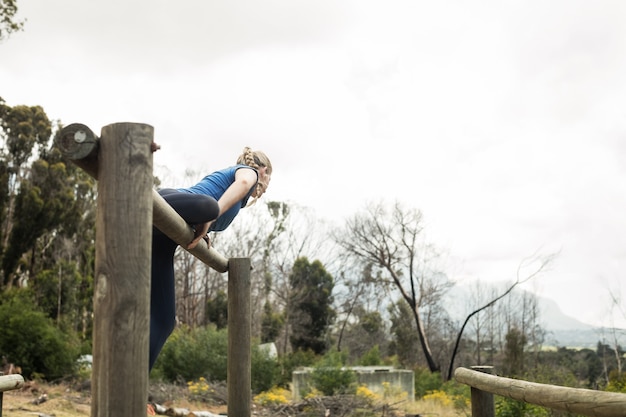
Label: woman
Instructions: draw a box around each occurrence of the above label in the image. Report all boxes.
[149,147,272,370]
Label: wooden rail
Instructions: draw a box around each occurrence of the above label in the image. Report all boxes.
[0,374,25,417]
[455,367,626,417]
[57,123,250,417]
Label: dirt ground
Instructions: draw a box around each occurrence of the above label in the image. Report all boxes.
[1,382,228,417]
[2,385,91,417]
[1,382,464,417]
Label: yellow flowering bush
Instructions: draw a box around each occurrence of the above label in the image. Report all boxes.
[356,384,379,404]
[187,377,215,402]
[254,386,291,406]
[422,390,453,407]
[304,387,323,399]
[381,381,408,401]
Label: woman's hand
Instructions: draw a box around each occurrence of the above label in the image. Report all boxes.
[187,221,213,249]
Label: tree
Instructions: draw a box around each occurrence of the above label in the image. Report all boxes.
[339,306,388,364]
[333,201,451,372]
[0,0,24,41]
[288,257,335,354]
[503,326,527,377]
[388,300,421,367]
[0,103,98,347]
[205,290,228,329]
[2,157,78,285]
[261,301,283,343]
[0,102,55,286]
[446,254,554,380]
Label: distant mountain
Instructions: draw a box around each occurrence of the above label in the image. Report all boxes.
[538,296,618,349]
[444,284,618,349]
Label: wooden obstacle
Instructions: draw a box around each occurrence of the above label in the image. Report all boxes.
[455,366,626,417]
[57,123,251,417]
[0,374,25,417]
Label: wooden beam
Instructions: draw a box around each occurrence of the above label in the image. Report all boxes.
[0,374,24,392]
[455,367,626,417]
[57,123,228,273]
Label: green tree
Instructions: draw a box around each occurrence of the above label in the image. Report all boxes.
[0,101,97,345]
[388,299,421,367]
[205,290,228,329]
[0,101,52,286]
[261,301,283,343]
[503,327,526,377]
[359,345,382,366]
[0,0,24,41]
[289,257,335,354]
[340,306,389,364]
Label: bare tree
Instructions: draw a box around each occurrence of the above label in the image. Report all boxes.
[446,253,555,380]
[333,201,451,372]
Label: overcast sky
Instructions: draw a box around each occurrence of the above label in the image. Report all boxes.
[2,0,626,330]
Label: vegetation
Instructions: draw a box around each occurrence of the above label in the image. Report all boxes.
[0,0,24,41]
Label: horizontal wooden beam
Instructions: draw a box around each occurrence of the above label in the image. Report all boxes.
[0,374,24,393]
[455,367,626,417]
[57,123,228,273]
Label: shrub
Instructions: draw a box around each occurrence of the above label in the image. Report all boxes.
[496,397,550,417]
[359,345,382,366]
[251,343,279,393]
[310,350,356,396]
[154,326,280,393]
[254,386,290,406]
[0,289,80,380]
[277,348,317,387]
[440,380,470,410]
[153,325,228,382]
[356,384,379,404]
[422,390,453,407]
[187,377,213,402]
[414,367,443,398]
[606,370,626,393]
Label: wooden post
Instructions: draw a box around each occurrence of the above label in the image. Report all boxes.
[91,123,154,417]
[228,258,251,417]
[470,366,494,417]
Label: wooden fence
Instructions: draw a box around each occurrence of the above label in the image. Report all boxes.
[454,366,626,417]
[57,123,251,417]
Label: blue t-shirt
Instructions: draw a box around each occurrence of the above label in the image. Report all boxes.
[179,165,258,232]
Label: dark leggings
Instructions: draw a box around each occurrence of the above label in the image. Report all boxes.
[149,189,219,370]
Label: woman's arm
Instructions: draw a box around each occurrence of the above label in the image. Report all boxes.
[187,167,257,249]
[215,167,258,216]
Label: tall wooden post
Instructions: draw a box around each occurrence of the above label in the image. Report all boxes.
[228,258,251,417]
[91,123,154,417]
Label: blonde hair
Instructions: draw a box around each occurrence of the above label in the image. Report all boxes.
[236,147,272,199]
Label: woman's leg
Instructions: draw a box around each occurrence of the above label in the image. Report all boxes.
[149,189,220,370]
[159,189,220,225]
[149,231,178,370]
